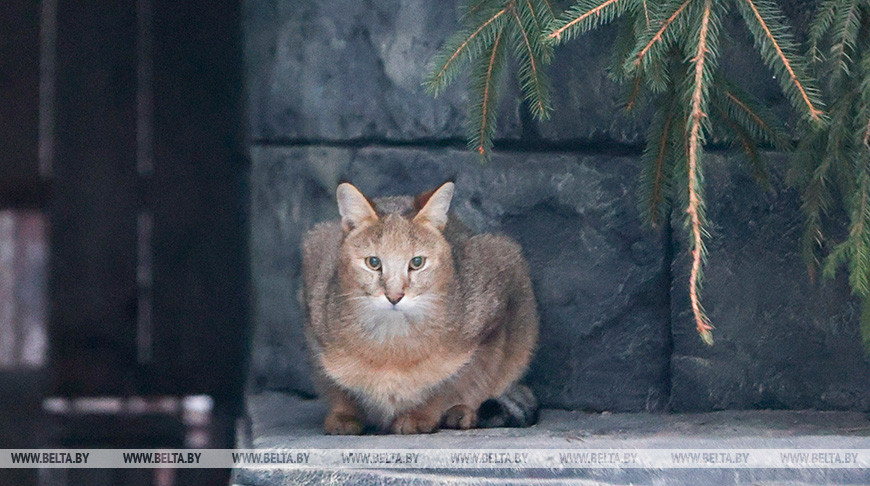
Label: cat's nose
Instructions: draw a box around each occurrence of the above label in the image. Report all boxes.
[386,292,404,305]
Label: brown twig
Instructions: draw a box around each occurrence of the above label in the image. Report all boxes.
[687,0,714,342]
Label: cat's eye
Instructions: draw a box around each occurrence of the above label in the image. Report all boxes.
[365,256,382,271]
[409,256,426,270]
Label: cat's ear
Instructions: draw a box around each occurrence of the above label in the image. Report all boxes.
[337,183,378,232]
[413,181,454,231]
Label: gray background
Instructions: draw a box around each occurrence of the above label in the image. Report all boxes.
[243,0,870,412]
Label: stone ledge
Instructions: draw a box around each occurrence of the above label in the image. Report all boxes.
[232,392,870,485]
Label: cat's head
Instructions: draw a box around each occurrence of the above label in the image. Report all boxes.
[335,181,455,319]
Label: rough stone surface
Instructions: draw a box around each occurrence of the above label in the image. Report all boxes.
[243,0,804,146]
[248,145,670,411]
[243,0,522,142]
[670,153,870,412]
[232,392,870,485]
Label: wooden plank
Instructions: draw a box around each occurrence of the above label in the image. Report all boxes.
[147,0,248,407]
[0,0,40,194]
[49,0,139,395]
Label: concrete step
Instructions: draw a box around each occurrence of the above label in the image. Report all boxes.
[233,392,870,485]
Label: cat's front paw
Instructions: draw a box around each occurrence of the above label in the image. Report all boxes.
[324,411,364,435]
[441,404,477,429]
[391,412,439,434]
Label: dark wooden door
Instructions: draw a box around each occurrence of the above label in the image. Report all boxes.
[49,0,249,406]
[1,0,249,484]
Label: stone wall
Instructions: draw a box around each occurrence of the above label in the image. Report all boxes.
[244,0,870,412]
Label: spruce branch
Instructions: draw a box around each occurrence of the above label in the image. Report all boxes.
[792,128,834,281]
[823,159,870,295]
[512,1,554,120]
[610,16,649,110]
[861,51,870,149]
[863,294,870,356]
[627,0,692,74]
[685,0,717,346]
[863,47,870,148]
[814,17,870,305]
[539,0,555,17]
[639,105,676,227]
[462,0,489,19]
[427,0,559,157]
[713,77,791,150]
[643,0,651,28]
[546,0,633,44]
[828,0,860,84]
[737,0,826,122]
[461,0,496,21]
[710,100,771,187]
[864,113,870,151]
[609,14,643,83]
[793,0,867,283]
[624,74,644,111]
[467,26,508,157]
[521,0,555,33]
[721,91,780,145]
[426,0,866,348]
[425,5,510,96]
[808,0,844,64]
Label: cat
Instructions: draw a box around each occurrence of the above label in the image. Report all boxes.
[300,181,539,434]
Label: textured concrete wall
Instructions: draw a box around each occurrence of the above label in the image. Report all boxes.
[244,0,870,412]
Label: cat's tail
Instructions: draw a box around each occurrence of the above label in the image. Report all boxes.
[477,383,539,428]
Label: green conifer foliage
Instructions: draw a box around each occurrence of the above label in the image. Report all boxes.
[424,0,556,155]
[794,0,870,352]
[425,0,861,346]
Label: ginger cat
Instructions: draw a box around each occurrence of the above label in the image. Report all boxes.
[301,181,539,434]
